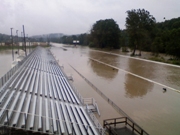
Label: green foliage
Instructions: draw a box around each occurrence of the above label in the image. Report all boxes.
[90,19,120,49]
[156,17,180,30]
[165,28,180,58]
[152,17,180,58]
[125,9,156,55]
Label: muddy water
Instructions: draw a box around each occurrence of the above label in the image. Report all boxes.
[51,43,180,135]
[0,49,18,77]
[0,47,33,77]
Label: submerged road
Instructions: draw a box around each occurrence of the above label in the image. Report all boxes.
[51,43,180,135]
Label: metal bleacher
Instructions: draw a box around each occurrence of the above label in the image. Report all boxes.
[0,47,103,135]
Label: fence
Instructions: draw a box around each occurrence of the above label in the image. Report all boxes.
[103,117,149,135]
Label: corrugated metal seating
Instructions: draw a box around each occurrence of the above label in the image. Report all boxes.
[0,47,99,135]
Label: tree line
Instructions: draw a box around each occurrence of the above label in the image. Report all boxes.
[58,9,180,59]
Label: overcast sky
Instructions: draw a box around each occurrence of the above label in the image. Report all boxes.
[0,0,180,36]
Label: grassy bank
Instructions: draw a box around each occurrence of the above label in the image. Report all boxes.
[149,56,180,66]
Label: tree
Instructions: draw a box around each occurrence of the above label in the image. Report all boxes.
[78,33,90,45]
[125,9,156,56]
[90,19,120,49]
[166,28,180,58]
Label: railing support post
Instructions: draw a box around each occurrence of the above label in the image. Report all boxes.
[24,113,27,129]
[86,125,89,135]
[71,122,74,135]
[6,110,9,126]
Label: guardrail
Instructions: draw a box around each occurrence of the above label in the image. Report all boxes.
[82,98,101,116]
[103,117,149,135]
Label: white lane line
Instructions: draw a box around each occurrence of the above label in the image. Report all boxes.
[89,57,180,93]
[91,50,180,68]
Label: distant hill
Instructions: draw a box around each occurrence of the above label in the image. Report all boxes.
[31,33,64,38]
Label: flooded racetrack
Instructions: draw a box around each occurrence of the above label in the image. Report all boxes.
[0,44,179,135]
[51,43,180,135]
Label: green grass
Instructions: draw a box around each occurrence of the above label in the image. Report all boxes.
[150,56,180,66]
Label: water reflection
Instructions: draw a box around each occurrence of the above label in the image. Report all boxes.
[88,51,119,80]
[127,59,156,79]
[124,58,154,98]
[124,74,153,98]
[88,59,118,80]
[88,50,120,67]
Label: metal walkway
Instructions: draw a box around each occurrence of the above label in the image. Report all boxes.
[0,47,103,135]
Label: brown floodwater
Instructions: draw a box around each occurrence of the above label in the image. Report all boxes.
[0,47,32,77]
[51,43,180,135]
[0,49,18,77]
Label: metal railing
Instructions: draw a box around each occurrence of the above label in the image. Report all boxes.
[82,98,101,116]
[84,108,105,135]
[103,117,149,135]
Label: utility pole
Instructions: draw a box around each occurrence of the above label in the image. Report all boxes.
[23,25,27,56]
[16,30,19,55]
[21,32,23,51]
[27,34,29,54]
[29,37,31,53]
[10,28,14,61]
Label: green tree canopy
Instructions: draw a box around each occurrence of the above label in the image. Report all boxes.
[126,9,156,55]
[166,28,180,58]
[90,19,120,49]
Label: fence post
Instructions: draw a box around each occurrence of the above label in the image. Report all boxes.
[0,78,1,88]
[114,119,116,128]
[6,110,9,126]
[86,125,89,135]
[2,76,4,86]
[133,123,134,131]
[125,117,127,125]
[5,74,6,83]
[71,122,74,135]
[24,113,27,129]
